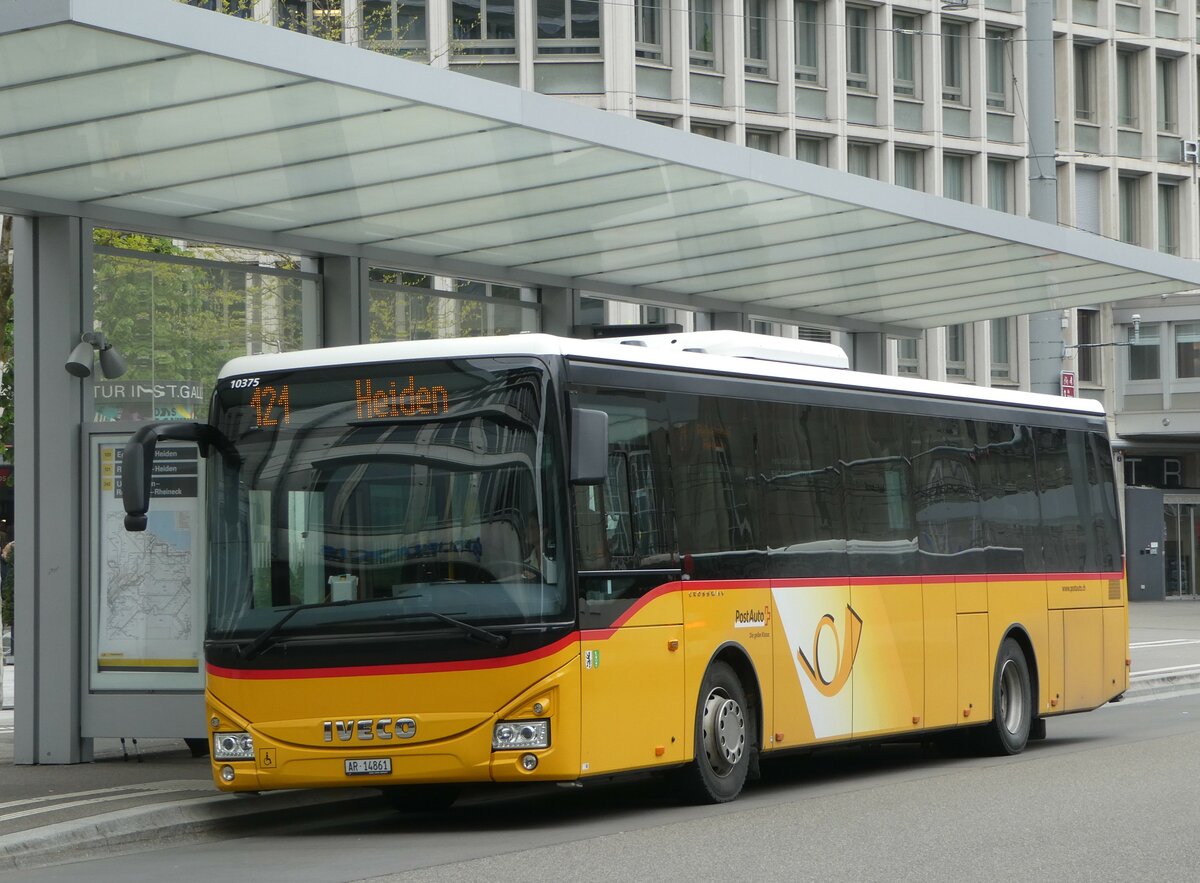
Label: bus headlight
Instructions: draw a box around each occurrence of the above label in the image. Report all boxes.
[492,719,549,750]
[213,731,255,760]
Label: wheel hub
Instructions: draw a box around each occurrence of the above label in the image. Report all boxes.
[702,690,745,775]
[998,659,1024,735]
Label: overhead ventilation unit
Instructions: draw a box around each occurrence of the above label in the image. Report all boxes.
[608,330,850,370]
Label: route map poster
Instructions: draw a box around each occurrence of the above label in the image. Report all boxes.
[90,436,205,691]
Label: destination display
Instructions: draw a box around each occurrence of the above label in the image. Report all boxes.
[221,361,519,433]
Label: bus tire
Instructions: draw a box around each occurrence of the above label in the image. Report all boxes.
[676,661,752,804]
[981,637,1032,756]
[381,783,461,812]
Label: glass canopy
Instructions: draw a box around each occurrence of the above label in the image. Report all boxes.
[2,0,1199,330]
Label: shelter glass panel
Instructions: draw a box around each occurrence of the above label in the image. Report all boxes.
[368,269,539,341]
[90,229,316,424]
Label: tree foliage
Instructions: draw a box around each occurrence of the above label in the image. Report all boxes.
[179,0,448,60]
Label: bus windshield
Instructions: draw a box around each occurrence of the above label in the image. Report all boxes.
[205,357,568,644]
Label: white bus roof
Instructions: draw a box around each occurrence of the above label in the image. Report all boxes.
[219,332,1105,418]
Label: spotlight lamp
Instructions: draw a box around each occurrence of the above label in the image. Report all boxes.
[65,331,128,379]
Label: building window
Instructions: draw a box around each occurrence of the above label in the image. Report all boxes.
[1117,49,1139,128]
[1128,323,1160,381]
[1177,323,1200,379]
[1078,308,1100,383]
[946,323,971,379]
[943,153,970,202]
[847,142,876,178]
[747,130,777,152]
[895,148,922,190]
[1159,182,1180,255]
[942,20,967,104]
[1074,44,1096,122]
[991,318,1013,381]
[796,136,825,164]
[635,0,664,61]
[278,0,344,38]
[452,0,517,54]
[987,158,1014,213]
[1157,55,1178,133]
[690,0,718,68]
[896,336,920,376]
[361,1,428,54]
[893,13,919,98]
[186,0,255,18]
[691,122,725,139]
[794,0,822,83]
[846,6,873,91]
[537,0,601,55]
[985,28,1010,110]
[744,0,772,75]
[1119,175,1141,245]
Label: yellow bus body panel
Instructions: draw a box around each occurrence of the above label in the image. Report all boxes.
[208,569,1128,791]
[206,639,581,792]
[579,589,686,776]
[923,581,958,730]
[850,580,925,738]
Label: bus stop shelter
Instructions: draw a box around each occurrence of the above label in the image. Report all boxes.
[4,0,1200,762]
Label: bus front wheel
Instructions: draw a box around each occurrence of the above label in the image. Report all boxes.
[676,661,753,804]
[982,637,1033,756]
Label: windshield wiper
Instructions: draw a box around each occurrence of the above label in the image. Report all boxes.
[425,612,507,648]
[238,596,506,660]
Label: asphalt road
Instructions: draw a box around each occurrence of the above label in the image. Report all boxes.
[7,690,1200,883]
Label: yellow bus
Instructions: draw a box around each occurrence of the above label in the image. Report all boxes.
[123,331,1127,806]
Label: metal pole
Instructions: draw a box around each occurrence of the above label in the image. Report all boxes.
[1026,0,1063,396]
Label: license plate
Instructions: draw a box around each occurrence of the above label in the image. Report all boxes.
[344,757,392,776]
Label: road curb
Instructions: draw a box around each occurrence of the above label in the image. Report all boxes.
[0,786,369,871]
[1121,671,1200,701]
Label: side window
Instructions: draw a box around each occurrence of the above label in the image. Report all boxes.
[1034,427,1088,573]
[913,417,984,575]
[1032,427,1089,573]
[572,389,675,572]
[669,393,764,579]
[841,409,917,576]
[977,423,1043,574]
[759,400,846,578]
[1087,432,1124,573]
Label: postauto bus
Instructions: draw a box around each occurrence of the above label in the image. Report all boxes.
[123,331,1127,806]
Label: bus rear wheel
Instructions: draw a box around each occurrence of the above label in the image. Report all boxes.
[981,637,1032,756]
[675,661,753,804]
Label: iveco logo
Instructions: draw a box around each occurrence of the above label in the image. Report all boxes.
[322,718,417,742]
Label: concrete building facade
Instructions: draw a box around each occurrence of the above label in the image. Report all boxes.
[186,0,1200,597]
